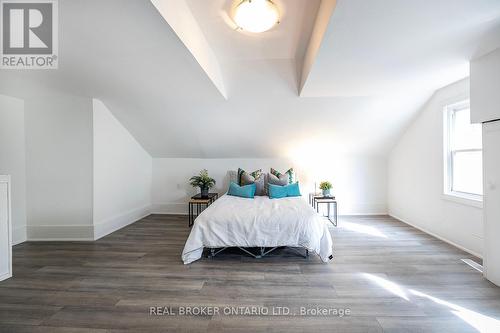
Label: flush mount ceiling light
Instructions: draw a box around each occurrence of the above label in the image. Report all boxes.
[233,0,280,33]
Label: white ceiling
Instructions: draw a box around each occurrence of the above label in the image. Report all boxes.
[301,0,500,97]
[185,0,320,61]
[0,0,499,158]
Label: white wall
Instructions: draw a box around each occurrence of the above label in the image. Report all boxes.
[471,46,500,285]
[0,95,27,245]
[1,92,154,242]
[92,99,152,239]
[482,121,500,285]
[152,156,387,215]
[388,78,484,257]
[471,47,500,123]
[24,95,94,240]
[0,175,12,281]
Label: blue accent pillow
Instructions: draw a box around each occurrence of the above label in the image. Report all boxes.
[268,182,302,199]
[286,182,301,197]
[268,183,287,199]
[228,182,256,198]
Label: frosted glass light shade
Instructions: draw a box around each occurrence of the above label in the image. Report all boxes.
[233,0,279,33]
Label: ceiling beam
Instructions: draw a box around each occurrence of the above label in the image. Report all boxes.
[298,0,337,96]
[150,0,227,99]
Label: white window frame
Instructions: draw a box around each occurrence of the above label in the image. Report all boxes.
[443,100,483,206]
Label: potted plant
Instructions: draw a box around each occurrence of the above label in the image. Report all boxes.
[189,169,216,198]
[319,181,333,197]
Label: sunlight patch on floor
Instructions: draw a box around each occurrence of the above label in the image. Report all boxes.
[362,273,409,300]
[410,289,500,333]
[362,272,500,332]
[340,221,388,238]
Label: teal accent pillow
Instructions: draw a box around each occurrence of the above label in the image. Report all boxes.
[286,182,301,197]
[228,182,256,198]
[268,182,301,199]
[268,183,288,199]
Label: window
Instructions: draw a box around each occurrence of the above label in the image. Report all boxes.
[444,100,483,201]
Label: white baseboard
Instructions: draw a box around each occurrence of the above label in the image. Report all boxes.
[339,212,388,216]
[12,225,27,245]
[389,213,483,259]
[0,272,12,282]
[27,224,94,241]
[24,206,152,242]
[151,202,187,215]
[152,202,387,216]
[94,204,151,240]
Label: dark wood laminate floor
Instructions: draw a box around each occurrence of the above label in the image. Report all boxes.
[1,215,500,332]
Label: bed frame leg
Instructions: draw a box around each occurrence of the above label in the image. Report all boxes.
[207,247,310,260]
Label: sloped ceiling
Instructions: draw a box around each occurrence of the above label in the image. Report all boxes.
[1,0,500,158]
[300,0,500,97]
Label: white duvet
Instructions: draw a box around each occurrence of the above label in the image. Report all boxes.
[182,194,333,264]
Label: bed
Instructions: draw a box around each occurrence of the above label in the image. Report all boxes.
[182,194,334,264]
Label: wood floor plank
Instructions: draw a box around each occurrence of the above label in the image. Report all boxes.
[1,214,499,331]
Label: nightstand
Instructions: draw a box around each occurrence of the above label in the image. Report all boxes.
[311,195,338,227]
[188,193,218,227]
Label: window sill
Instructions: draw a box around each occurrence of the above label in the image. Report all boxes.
[442,192,483,209]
